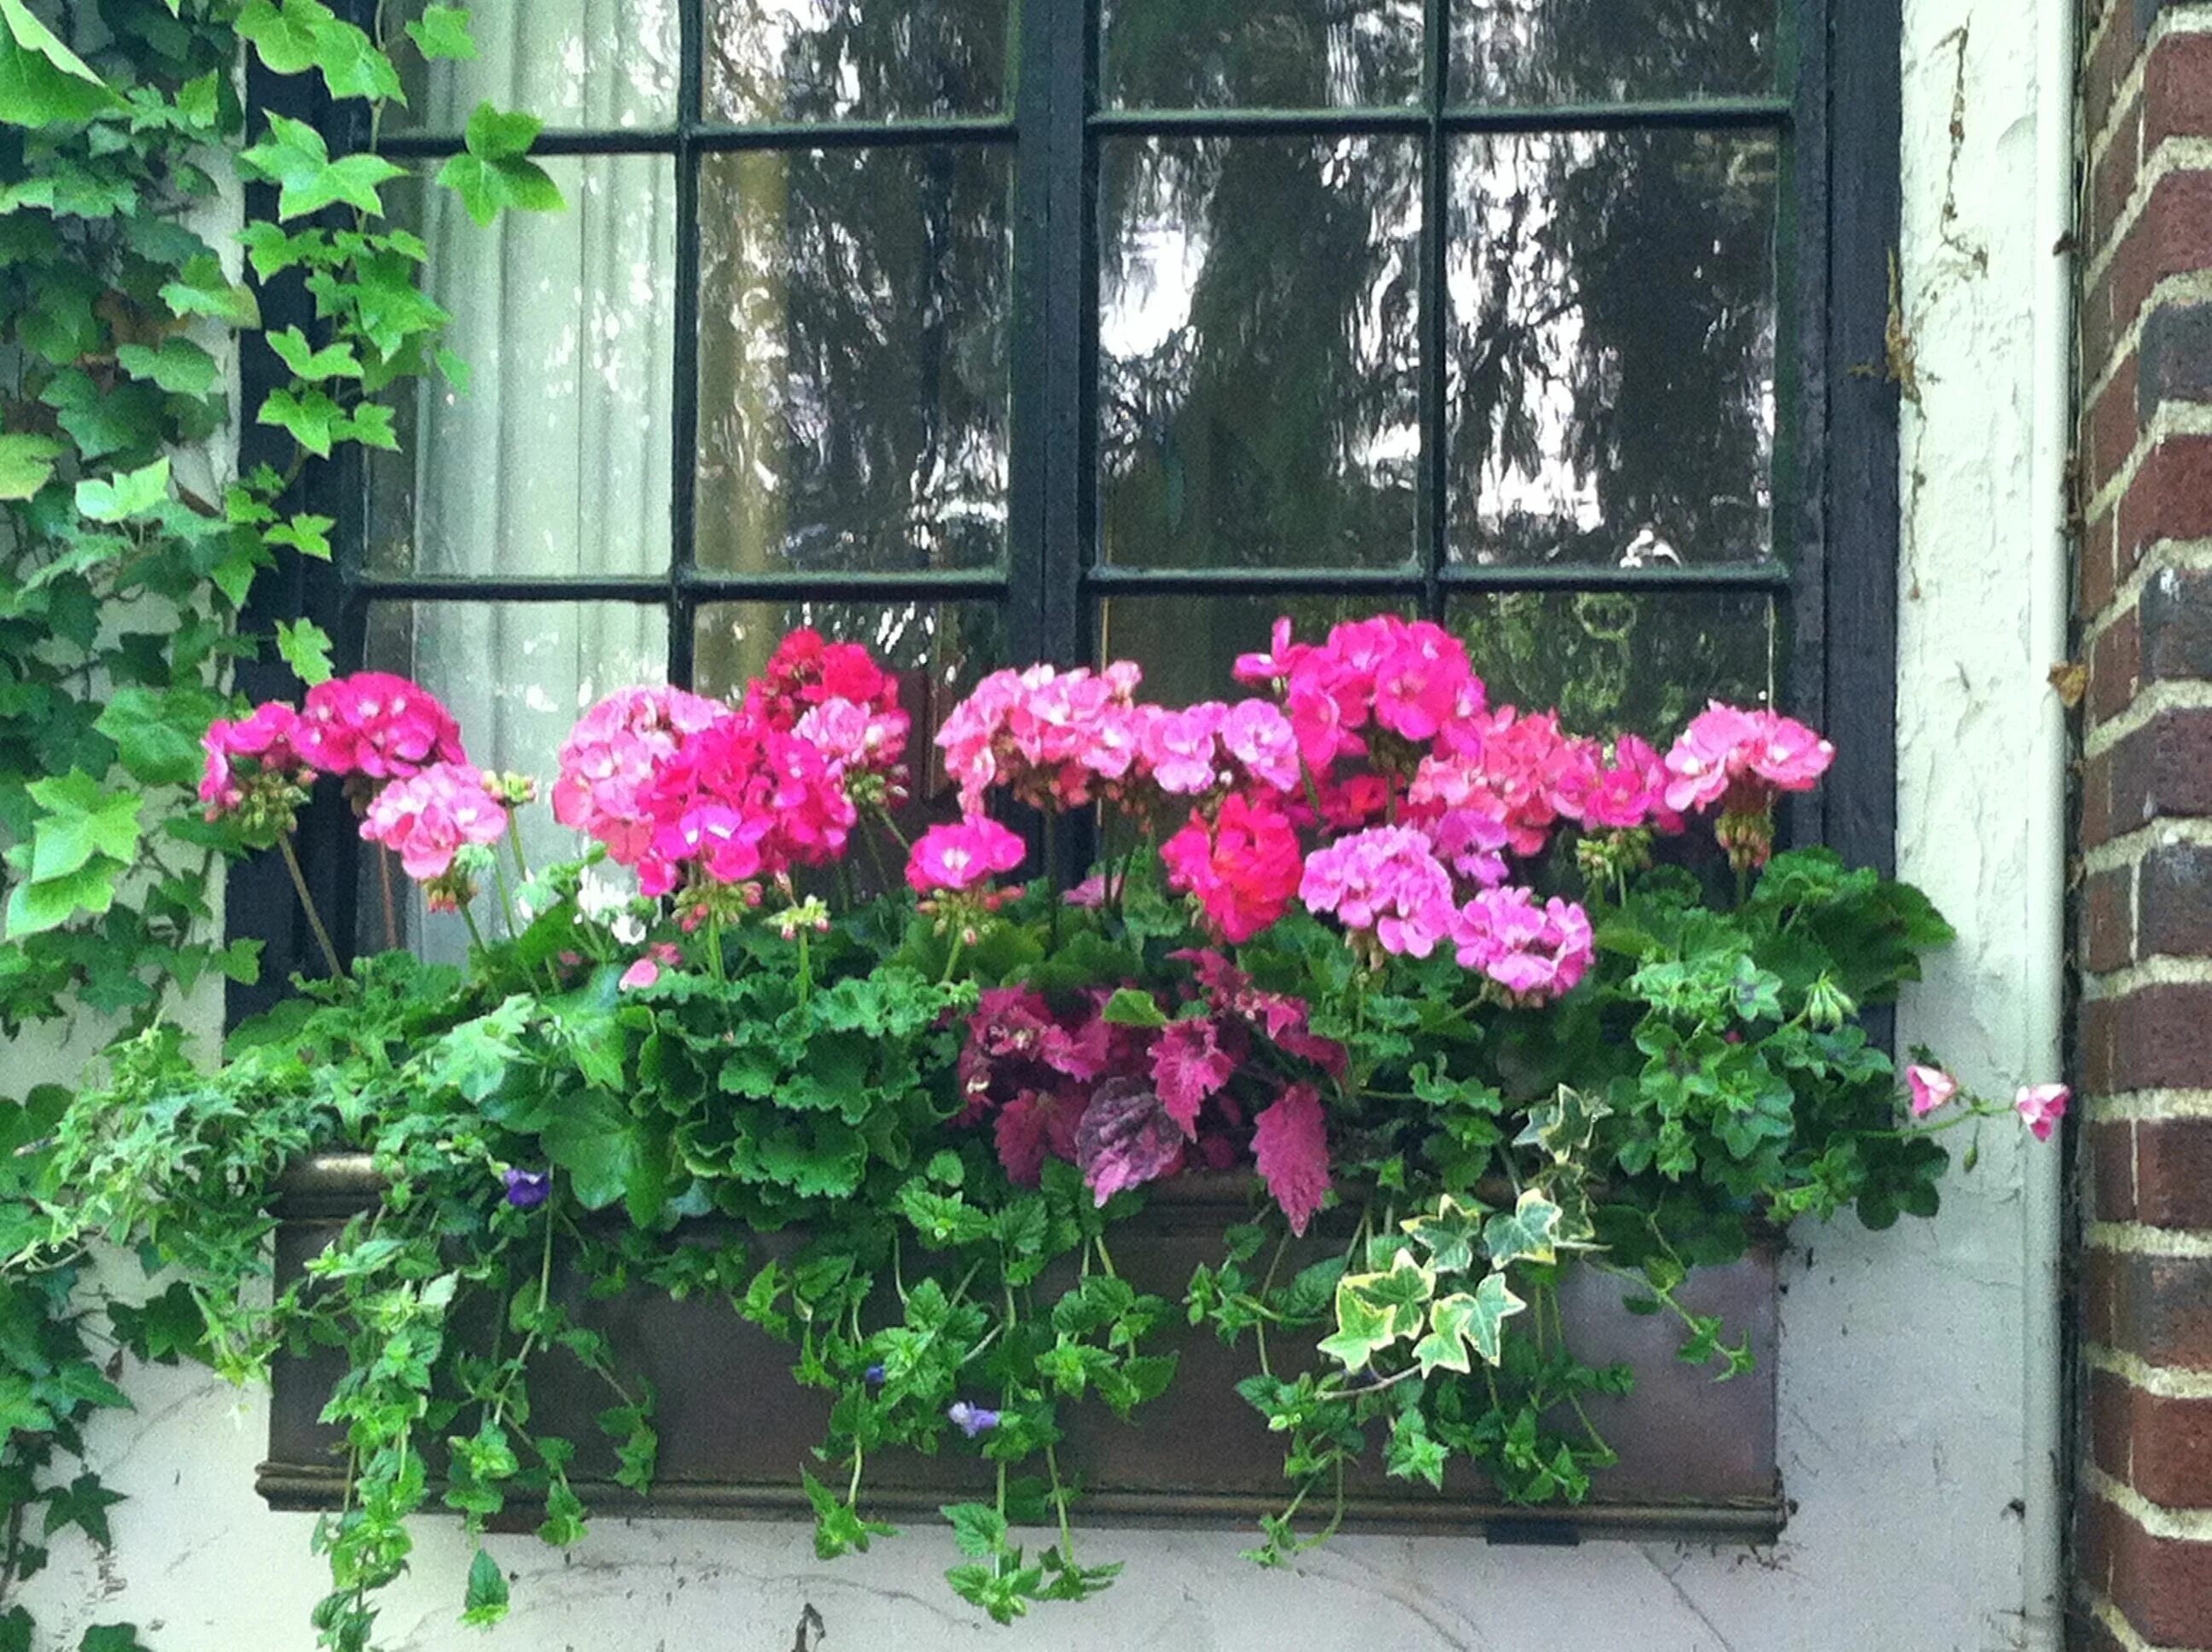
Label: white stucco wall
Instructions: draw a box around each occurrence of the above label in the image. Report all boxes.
[14,3,2072,1647]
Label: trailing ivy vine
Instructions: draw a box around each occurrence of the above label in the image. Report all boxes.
[0,4,555,1645]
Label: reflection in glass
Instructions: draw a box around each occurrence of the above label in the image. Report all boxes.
[1451,591,1773,736]
[361,601,672,958]
[703,0,1008,122]
[370,159,678,579]
[1102,0,1423,109]
[389,0,679,132]
[1099,137,1422,571]
[1097,595,1412,708]
[1450,0,1775,106]
[694,601,1006,817]
[695,147,1011,576]
[1446,130,1778,568]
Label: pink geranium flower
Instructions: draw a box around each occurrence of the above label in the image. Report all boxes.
[1906,1064,1959,1118]
[200,701,314,820]
[906,816,1027,894]
[1161,792,1304,944]
[358,762,508,900]
[1220,699,1301,793]
[1138,701,1226,795]
[1451,885,1594,1003]
[1298,824,1458,959]
[2015,1083,2069,1142]
[554,686,731,864]
[1662,702,1836,816]
[299,672,467,781]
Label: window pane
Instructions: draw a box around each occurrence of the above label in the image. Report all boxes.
[1102,0,1423,108]
[370,158,678,579]
[1446,130,1778,569]
[388,0,679,133]
[1450,0,1778,106]
[1449,590,1773,736]
[703,0,1010,122]
[1099,137,1422,571]
[694,600,1006,812]
[695,147,1012,576]
[1097,595,1412,707]
[360,601,672,957]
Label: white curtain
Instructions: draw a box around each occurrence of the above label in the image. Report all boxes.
[368,1,682,951]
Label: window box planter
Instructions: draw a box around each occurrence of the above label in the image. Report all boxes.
[258,1154,1782,1542]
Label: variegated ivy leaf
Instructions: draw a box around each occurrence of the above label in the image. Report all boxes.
[1512,1084,1613,1165]
[1318,1247,1435,1371]
[1399,1192,1487,1275]
[1482,1188,1563,1267]
[1412,1271,1526,1375]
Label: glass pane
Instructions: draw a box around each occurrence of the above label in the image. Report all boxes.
[388,0,680,133]
[703,0,1010,122]
[370,158,678,579]
[1446,130,1778,569]
[694,600,1006,815]
[1099,137,1422,571]
[1097,594,1412,708]
[1449,590,1773,736]
[1102,0,1423,108]
[695,147,1012,576]
[1450,0,1778,106]
[360,601,672,957]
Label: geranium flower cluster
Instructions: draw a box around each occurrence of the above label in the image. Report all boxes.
[745,628,911,806]
[954,954,1347,1234]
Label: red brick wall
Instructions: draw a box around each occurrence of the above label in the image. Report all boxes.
[2075,3,2212,1648]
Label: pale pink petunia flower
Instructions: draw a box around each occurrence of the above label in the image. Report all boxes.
[1906,1064,1959,1118]
[2015,1083,2069,1142]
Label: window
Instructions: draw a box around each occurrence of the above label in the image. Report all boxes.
[234,0,1901,982]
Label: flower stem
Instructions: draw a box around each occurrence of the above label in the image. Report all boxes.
[707,915,726,984]
[378,845,399,951]
[505,813,533,884]
[461,900,490,957]
[277,835,345,980]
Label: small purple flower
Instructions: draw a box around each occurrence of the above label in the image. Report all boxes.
[864,1364,886,1387]
[502,1167,550,1210]
[946,1401,1000,1439]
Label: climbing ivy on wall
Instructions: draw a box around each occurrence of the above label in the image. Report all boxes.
[0,4,554,1644]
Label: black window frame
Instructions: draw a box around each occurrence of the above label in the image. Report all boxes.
[230,0,1903,1009]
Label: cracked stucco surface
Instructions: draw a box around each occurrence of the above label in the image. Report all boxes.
[11,3,2064,1646]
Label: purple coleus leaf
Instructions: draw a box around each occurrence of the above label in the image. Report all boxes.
[1075,1077,1187,1207]
[1252,1084,1331,1237]
[1150,1016,1236,1137]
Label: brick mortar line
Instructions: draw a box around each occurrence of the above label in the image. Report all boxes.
[2083,403,2212,527]
[2081,270,2212,410]
[2082,678,2212,759]
[2085,817,2212,877]
[2083,1586,2196,1652]
[2085,1087,2212,1124]
[2082,136,2212,293]
[2081,957,2212,1001]
[2088,1464,2212,1539]
[2080,539,2212,652]
[2086,1220,2212,1258]
[2085,8,2212,175]
[2086,1341,2212,1398]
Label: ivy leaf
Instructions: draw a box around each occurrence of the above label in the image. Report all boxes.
[276,618,335,684]
[0,0,102,83]
[1072,1078,1183,1207]
[1399,1192,1487,1275]
[1412,1272,1526,1375]
[114,338,218,396]
[24,773,142,882]
[96,687,216,787]
[41,1473,125,1546]
[1250,1084,1330,1238]
[4,861,120,938]
[464,100,541,160]
[75,1627,153,1652]
[0,433,63,501]
[257,386,341,457]
[1315,1275,1398,1373]
[0,0,123,127]
[1482,1189,1563,1268]
[434,149,564,229]
[460,1548,509,1628]
[405,6,476,61]
[241,113,405,220]
[158,253,260,328]
[268,513,335,560]
[266,325,362,381]
[235,0,327,73]
[1512,1085,1613,1166]
[75,457,170,523]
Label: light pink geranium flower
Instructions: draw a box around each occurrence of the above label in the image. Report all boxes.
[1139,701,1226,795]
[554,686,731,864]
[2015,1083,2069,1142]
[1298,824,1458,959]
[1906,1064,1959,1118]
[1662,702,1836,816]
[1220,698,1301,793]
[1451,885,1595,1003]
[358,762,508,899]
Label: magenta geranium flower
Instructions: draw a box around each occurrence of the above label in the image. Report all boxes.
[1906,1064,1959,1118]
[200,701,315,821]
[1161,792,1304,944]
[2015,1083,2069,1142]
[359,761,508,899]
[905,816,1027,894]
[299,672,467,782]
